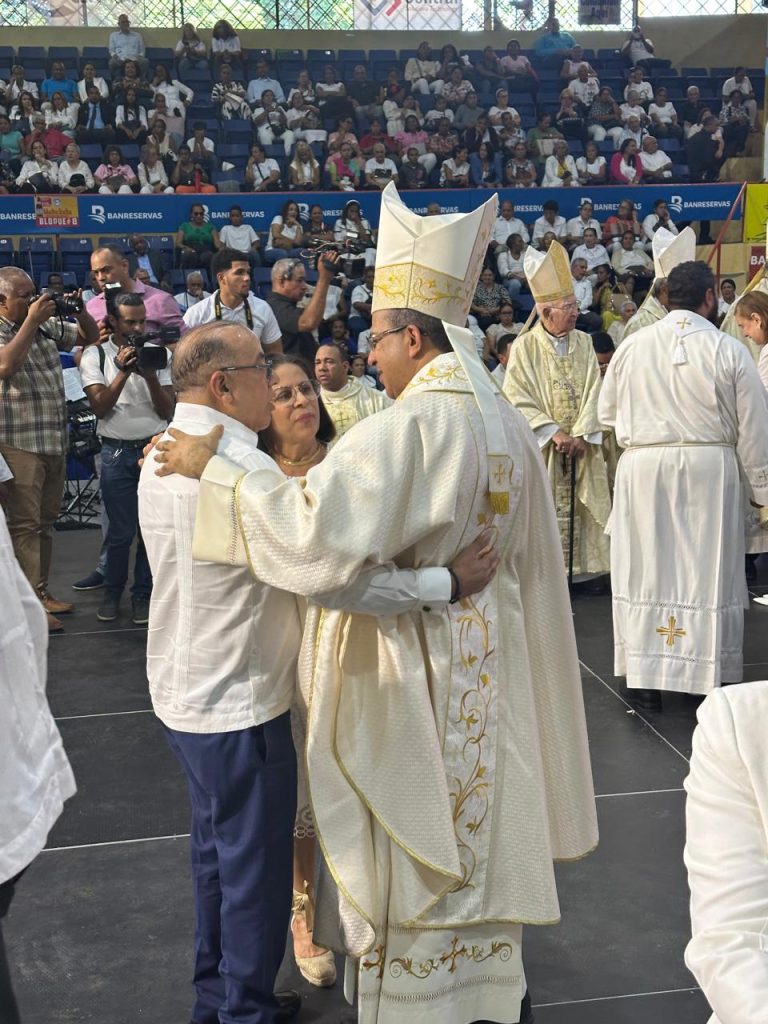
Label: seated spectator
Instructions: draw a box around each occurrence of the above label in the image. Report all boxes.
[554,90,588,146]
[719,90,752,158]
[334,200,375,256]
[590,263,628,326]
[112,59,153,107]
[152,91,185,145]
[137,144,173,193]
[15,140,58,192]
[569,64,600,113]
[59,141,95,193]
[176,203,219,271]
[315,65,353,123]
[471,267,508,330]
[640,136,673,182]
[10,91,40,135]
[603,199,643,252]
[454,91,484,133]
[623,67,654,106]
[171,144,215,193]
[572,227,611,274]
[423,94,454,133]
[360,118,400,158]
[285,92,326,144]
[94,144,137,194]
[399,146,429,189]
[288,140,321,190]
[327,116,359,155]
[567,200,601,248]
[211,64,249,121]
[560,45,597,82]
[185,121,218,175]
[486,88,519,127]
[532,200,567,248]
[618,114,645,149]
[347,64,383,130]
[486,303,521,353]
[349,352,377,388]
[609,139,644,184]
[218,205,262,268]
[383,92,424,137]
[576,139,607,184]
[441,67,474,110]
[347,266,375,338]
[588,87,623,148]
[108,14,148,77]
[439,144,471,187]
[210,20,244,73]
[286,69,316,107]
[571,257,602,332]
[541,138,578,187]
[146,119,177,169]
[620,23,667,70]
[495,110,525,157]
[463,112,498,154]
[611,230,653,298]
[77,63,110,104]
[381,68,408,123]
[0,114,24,169]
[526,111,564,168]
[75,84,116,145]
[325,140,362,191]
[429,117,460,164]
[4,66,39,107]
[493,199,529,249]
[405,42,444,97]
[40,61,77,107]
[534,17,576,66]
[266,199,305,263]
[474,46,506,95]
[470,141,502,188]
[503,141,537,187]
[678,85,707,138]
[620,90,651,128]
[174,270,210,312]
[45,92,78,137]
[115,86,149,145]
[175,23,208,72]
[321,316,353,349]
[497,235,527,299]
[305,203,333,242]
[608,299,637,344]
[436,43,470,84]
[648,87,682,140]
[244,142,281,192]
[23,112,70,159]
[152,64,193,113]
[252,89,294,155]
[364,141,399,190]
[721,66,757,127]
[246,58,285,106]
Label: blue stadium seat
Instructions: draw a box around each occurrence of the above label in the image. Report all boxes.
[59,237,94,276]
[0,238,15,268]
[40,271,78,290]
[276,49,303,61]
[17,46,45,60]
[0,47,15,63]
[146,48,175,63]
[17,237,55,276]
[368,49,397,63]
[338,49,366,61]
[682,67,708,77]
[308,49,336,62]
[98,236,129,250]
[250,48,273,63]
[150,235,175,254]
[48,47,79,62]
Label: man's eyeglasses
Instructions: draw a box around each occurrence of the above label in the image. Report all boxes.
[368,325,407,351]
[271,379,320,406]
[217,359,273,380]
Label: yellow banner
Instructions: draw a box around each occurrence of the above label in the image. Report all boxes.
[744,183,768,244]
[34,193,79,229]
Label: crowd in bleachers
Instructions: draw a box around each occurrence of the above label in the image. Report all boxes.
[0,17,762,196]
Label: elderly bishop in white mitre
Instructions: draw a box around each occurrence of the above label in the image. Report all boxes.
[622,226,697,340]
[187,183,597,1024]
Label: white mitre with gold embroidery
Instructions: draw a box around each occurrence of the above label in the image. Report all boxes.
[371,183,511,512]
[652,226,697,278]
[524,241,575,304]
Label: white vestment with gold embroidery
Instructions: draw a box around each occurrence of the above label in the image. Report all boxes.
[599,310,768,695]
[192,352,598,1024]
[320,377,391,443]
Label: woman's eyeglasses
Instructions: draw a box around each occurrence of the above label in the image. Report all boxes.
[271,379,321,406]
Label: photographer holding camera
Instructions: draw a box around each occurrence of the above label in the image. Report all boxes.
[268,251,342,363]
[0,268,99,632]
[79,293,174,625]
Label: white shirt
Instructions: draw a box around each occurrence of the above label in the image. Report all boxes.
[532,215,567,245]
[364,156,398,181]
[351,283,372,311]
[58,160,95,190]
[649,101,676,125]
[109,28,145,60]
[356,328,372,355]
[572,276,593,312]
[576,154,606,180]
[219,224,259,252]
[79,339,173,440]
[138,403,452,733]
[722,75,753,98]
[77,77,109,102]
[0,454,11,483]
[623,80,654,104]
[640,149,672,177]
[183,292,282,347]
[569,78,600,107]
[642,213,678,241]
[175,289,211,311]
[572,242,611,271]
[566,216,601,241]
[492,215,529,246]
[497,250,525,278]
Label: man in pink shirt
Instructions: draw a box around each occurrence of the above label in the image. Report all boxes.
[87,244,186,336]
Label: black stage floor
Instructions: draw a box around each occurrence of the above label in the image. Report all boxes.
[8,530,767,1023]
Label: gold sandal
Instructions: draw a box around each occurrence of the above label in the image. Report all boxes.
[291,882,337,988]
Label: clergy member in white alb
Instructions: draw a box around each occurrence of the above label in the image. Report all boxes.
[598,260,768,710]
[314,341,390,442]
[504,240,612,580]
[153,182,598,1024]
[622,226,696,340]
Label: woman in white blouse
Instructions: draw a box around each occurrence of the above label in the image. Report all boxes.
[151,64,193,112]
[174,24,208,72]
[541,139,578,187]
[115,86,149,145]
[58,141,95,193]
[77,63,109,103]
[576,140,607,185]
[138,144,174,193]
[15,139,58,191]
[487,88,521,128]
[45,91,78,136]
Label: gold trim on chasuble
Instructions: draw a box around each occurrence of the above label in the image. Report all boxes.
[388,935,515,981]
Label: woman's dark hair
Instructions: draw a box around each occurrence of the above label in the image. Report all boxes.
[280,198,299,219]
[342,199,361,220]
[619,139,636,158]
[212,19,236,38]
[104,144,123,161]
[257,354,336,450]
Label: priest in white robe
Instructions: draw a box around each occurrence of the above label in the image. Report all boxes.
[598,260,768,707]
[314,342,390,442]
[622,227,697,340]
[503,241,612,580]
[153,183,598,1024]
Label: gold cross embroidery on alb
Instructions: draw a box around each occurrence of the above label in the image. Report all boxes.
[675,317,692,330]
[656,615,686,647]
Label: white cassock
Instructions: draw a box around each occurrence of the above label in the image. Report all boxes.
[194,351,598,1024]
[320,377,391,443]
[684,680,768,1024]
[599,310,768,695]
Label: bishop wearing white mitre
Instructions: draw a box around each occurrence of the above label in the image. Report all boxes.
[503,240,612,579]
[173,183,597,1024]
[622,226,697,340]
[599,259,768,701]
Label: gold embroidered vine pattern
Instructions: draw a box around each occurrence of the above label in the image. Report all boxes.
[389,935,513,980]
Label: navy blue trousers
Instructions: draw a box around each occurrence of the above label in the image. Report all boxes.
[164,712,297,1024]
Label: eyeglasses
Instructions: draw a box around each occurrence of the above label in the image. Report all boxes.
[553,302,579,313]
[368,325,408,351]
[271,379,320,405]
[217,359,273,379]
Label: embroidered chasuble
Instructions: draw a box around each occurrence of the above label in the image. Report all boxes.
[621,291,666,340]
[320,377,391,443]
[193,352,598,1024]
[599,311,768,695]
[503,323,611,577]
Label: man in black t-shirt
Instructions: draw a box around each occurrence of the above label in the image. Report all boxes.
[267,253,341,363]
[685,116,724,244]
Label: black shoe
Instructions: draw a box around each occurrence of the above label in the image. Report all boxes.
[627,687,662,712]
[97,593,120,622]
[472,990,534,1024]
[131,596,150,626]
[275,989,301,1021]
[72,569,105,591]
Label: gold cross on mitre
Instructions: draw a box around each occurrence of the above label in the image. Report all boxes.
[675,317,692,330]
[656,614,686,647]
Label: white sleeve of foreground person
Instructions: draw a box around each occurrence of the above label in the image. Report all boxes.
[0,508,76,884]
[684,682,768,1024]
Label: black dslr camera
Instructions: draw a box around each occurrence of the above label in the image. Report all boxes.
[124,327,180,371]
[302,238,367,283]
[43,289,83,317]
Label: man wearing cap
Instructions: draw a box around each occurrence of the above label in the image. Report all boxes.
[503,240,612,582]
[599,260,768,711]
[622,226,696,339]
[152,183,597,1024]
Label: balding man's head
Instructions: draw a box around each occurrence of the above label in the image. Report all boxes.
[0,268,36,323]
[0,267,32,297]
[91,246,132,290]
[172,323,273,433]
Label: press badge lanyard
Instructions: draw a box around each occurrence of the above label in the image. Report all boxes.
[214,290,253,329]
